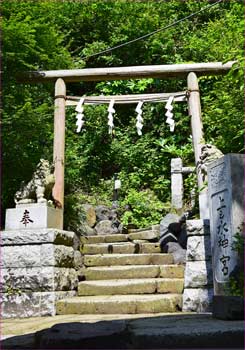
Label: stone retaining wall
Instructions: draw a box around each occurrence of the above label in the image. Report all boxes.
[1,229,78,318]
[182,219,214,312]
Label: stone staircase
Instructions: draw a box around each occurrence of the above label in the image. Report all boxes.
[56,230,185,315]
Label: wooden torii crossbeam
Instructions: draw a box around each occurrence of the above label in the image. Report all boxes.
[20,61,235,227]
[21,62,235,82]
[65,92,187,106]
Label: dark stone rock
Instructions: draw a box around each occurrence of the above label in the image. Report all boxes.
[163,242,186,264]
[111,218,123,233]
[159,213,187,250]
[159,232,178,248]
[80,224,96,236]
[94,220,115,235]
[94,206,122,233]
[82,204,96,228]
[177,226,187,249]
[95,206,117,222]
[160,213,180,237]
[168,222,182,236]
[213,295,244,320]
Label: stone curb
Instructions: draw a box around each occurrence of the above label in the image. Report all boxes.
[2,314,243,349]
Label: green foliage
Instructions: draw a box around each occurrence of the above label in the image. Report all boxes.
[231,229,245,257]
[63,192,87,234]
[183,172,198,211]
[226,228,244,297]
[2,0,244,229]
[64,180,114,232]
[120,188,169,228]
[2,0,73,215]
[228,272,244,298]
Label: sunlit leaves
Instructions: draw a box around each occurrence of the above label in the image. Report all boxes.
[2,0,243,228]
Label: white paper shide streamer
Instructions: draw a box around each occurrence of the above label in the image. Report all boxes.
[135,101,144,136]
[108,99,115,134]
[165,96,175,132]
[75,97,85,133]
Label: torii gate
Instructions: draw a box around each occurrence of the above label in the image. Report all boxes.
[22,61,235,227]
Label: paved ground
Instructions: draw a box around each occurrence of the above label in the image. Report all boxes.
[1,312,244,349]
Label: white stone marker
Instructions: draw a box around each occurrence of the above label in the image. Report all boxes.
[207,154,244,295]
[5,202,63,230]
[171,158,183,210]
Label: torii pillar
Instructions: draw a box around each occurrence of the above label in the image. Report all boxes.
[187,72,208,219]
[52,78,66,227]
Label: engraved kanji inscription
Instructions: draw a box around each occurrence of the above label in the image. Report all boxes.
[20,209,34,227]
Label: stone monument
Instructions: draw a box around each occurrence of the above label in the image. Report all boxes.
[207,153,244,319]
[1,159,78,318]
[198,144,224,220]
[7,158,63,230]
[207,154,244,294]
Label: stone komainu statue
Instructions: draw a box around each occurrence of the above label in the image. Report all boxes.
[14,159,55,205]
[198,143,224,181]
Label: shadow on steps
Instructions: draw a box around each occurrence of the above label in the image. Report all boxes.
[2,313,244,349]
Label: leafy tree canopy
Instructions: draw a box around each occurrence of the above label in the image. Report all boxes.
[2,0,244,228]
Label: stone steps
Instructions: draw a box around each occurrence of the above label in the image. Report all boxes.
[84,253,173,266]
[81,242,161,254]
[81,264,184,280]
[80,230,159,245]
[127,230,159,241]
[56,294,182,314]
[78,278,184,295]
[57,230,185,315]
[81,234,128,244]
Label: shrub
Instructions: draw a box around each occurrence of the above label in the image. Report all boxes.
[226,226,244,297]
[120,188,170,228]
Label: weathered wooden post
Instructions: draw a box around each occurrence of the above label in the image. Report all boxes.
[52,78,66,226]
[187,72,204,186]
[187,72,208,219]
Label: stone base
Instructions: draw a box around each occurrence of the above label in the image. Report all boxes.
[2,244,74,268]
[1,291,76,318]
[186,219,210,237]
[213,295,244,320]
[1,228,74,246]
[5,203,63,230]
[183,220,213,313]
[1,228,78,318]
[186,235,212,261]
[184,260,213,288]
[2,267,78,292]
[182,288,213,312]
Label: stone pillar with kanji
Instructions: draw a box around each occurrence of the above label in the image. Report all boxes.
[207,154,244,295]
